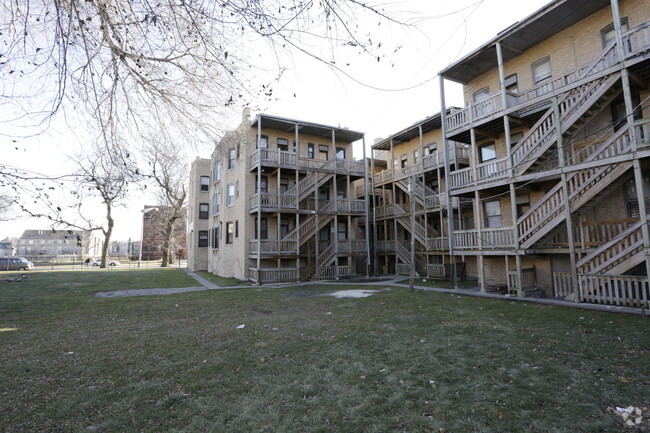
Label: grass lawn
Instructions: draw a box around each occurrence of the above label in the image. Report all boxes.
[1,270,648,432]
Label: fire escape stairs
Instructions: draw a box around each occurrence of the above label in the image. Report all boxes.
[511,72,622,176]
[395,240,426,277]
[576,221,646,275]
[517,126,634,249]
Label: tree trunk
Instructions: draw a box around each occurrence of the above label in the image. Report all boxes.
[161,216,176,267]
[100,207,114,268]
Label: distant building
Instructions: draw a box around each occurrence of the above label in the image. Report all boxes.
[16,229,92,256]
[141,206,188,261]
[0,241,14,256]
[110,239,134,257]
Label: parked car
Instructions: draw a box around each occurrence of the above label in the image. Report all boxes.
[0,257,34,271]
[92,259,120,267]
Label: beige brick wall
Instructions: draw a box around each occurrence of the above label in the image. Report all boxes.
[463,0,648,102]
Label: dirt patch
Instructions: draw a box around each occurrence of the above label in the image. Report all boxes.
[327,289,381,299]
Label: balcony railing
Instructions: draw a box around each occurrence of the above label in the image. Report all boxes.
[250,148,364,176]
[249,239,298,257]
[453,227,515,250]
[376,240,395,252]
[446,23,650,134]
[249,267,300,283]
[337,239,367,254]
[250,193,297,212]
[449,156,509,190]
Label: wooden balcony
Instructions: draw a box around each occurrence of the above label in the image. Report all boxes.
[446,22,650,135]
[249,193,297,213]
[249,148,364,176]
[249,239,298,257]
[337,239,368,255]
[449,157,509,190]
[248,267,300,283]
[453,227,515,250]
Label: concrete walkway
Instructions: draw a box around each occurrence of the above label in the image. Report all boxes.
[94,270,648,316]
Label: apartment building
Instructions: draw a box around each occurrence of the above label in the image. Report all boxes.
[141,205,188,261]
[16,229,92,257]
[435,0,650,307]
[189,109,370,283]
[370,113,470,279]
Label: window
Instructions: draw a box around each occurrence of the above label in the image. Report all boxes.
[505,74,518,94]
[510,132,523,147]
[213,161,221,182]
[228,148,235,169]
[532,57,551,83]
[400,154,408,169]
[337,221,348,240]
[212,161,221,183]
[210,227,219,249]
[227,184,235,206]
[292,140,297,153]
[484,200,502,228]
[198,230,209,247]
[413,150,419,164]
[473,87,490,102]
[255,175,268,193]
[235,220,239,238]
[601,18,628,48]
[280,217,290,238]
[255,217,268,240]
[319,226,329,241]
[225,222,234,244]
[319,144,328,160]
[257,135,268,149]
[277,138,289,151]
[319,186,329,200]
[308,143,315,159]
[479,142,496,162]
[200,176,210,192]
[424,142,437,156]
[280,177,289,194]
[336,147,345,159]
[199,203,209,219]
[516,194,530,218]
[212,193,220,216]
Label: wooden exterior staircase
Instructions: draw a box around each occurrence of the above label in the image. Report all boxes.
[576,221,646,275]
[511,72,621,175]
[517,126,634,249]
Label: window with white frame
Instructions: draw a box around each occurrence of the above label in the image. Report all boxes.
[212,193,220,216]
[479,142,496,162]
[199,203,209,219]
[257,135,268,149]
[532,57,551,83]
[227,184,235,206]
[473,87,490,102]
[200,176,210,192]
[210,227,219,249]
[228,148,235,169]
[225,222,234,244]
[484,200,502,228]
[601,18,628,48]
[213,160,221,182]
[413,150,419,165]
[277,138,289,151]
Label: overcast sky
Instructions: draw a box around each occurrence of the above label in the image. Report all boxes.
[1,0,551,242]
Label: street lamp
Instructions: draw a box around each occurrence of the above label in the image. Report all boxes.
[138,207,158,268]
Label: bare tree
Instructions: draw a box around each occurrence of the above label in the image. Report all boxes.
[0,193,13,221]
[68,150,129,268]
[2,1,405,148]
[146,141,188,267]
